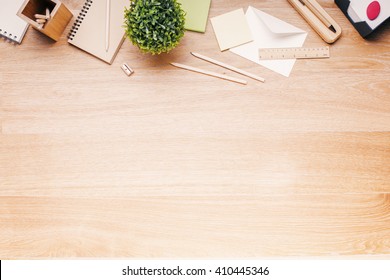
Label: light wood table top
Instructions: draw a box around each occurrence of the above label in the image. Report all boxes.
[1,0,389,258]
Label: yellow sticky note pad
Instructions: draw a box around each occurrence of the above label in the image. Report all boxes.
[177,0,211,33]
[211,8,253,51]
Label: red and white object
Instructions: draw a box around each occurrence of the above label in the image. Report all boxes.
[347,0,389,30]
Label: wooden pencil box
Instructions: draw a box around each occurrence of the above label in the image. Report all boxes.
[288,0,342,43]
[17,0,73,41]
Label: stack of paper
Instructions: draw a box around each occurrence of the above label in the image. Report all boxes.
[178,0,211,33]
[211,6,308,77]
[210,8,252,51]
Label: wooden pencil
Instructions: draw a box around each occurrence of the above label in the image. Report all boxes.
[191,52,265,83]
[170,62,247,85]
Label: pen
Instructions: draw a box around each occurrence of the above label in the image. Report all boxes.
[105,0,110,52]
[299,0,336,33]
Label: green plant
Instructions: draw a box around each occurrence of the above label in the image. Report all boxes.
[124,0,186,55]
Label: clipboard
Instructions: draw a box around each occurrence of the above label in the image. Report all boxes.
[288,0,342,43]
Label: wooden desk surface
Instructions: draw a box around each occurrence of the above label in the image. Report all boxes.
[1,0,389,258]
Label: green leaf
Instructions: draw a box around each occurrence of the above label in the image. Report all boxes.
[124,0,186,55]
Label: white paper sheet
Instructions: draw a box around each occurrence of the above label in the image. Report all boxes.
[0,0,29,43]
[230,6,307,77]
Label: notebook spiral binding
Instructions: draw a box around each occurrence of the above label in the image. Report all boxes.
[0,29,19,42]
[68,0,93,40]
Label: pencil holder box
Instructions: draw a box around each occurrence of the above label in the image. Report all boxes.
[335,0,389,38]
[17,0,73,41]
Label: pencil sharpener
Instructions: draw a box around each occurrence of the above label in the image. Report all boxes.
[17,0,73,41]
[121,63,135,77]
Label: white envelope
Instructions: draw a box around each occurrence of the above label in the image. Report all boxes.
[230,6,307,77]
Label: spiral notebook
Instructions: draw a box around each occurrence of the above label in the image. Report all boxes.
[0,0,29,43]
[68,0,128,64]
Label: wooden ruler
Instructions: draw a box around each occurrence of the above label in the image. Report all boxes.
[259,46,330,60]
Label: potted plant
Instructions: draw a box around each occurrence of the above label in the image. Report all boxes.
[124,0,186,55]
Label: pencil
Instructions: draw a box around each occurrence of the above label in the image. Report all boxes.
[170,62,247,85]
[300,0,336,33]
[191,52,265,83]
[105,0,110,52]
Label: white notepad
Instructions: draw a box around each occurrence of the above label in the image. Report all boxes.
[68,0,128,64]
[210,8,253,51]
[0,0,29,43]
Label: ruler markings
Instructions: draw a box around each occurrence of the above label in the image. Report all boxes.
[259,46,330,60]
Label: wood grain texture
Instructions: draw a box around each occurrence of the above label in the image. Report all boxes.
[1,195,390,258]
[0,0,389,258]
